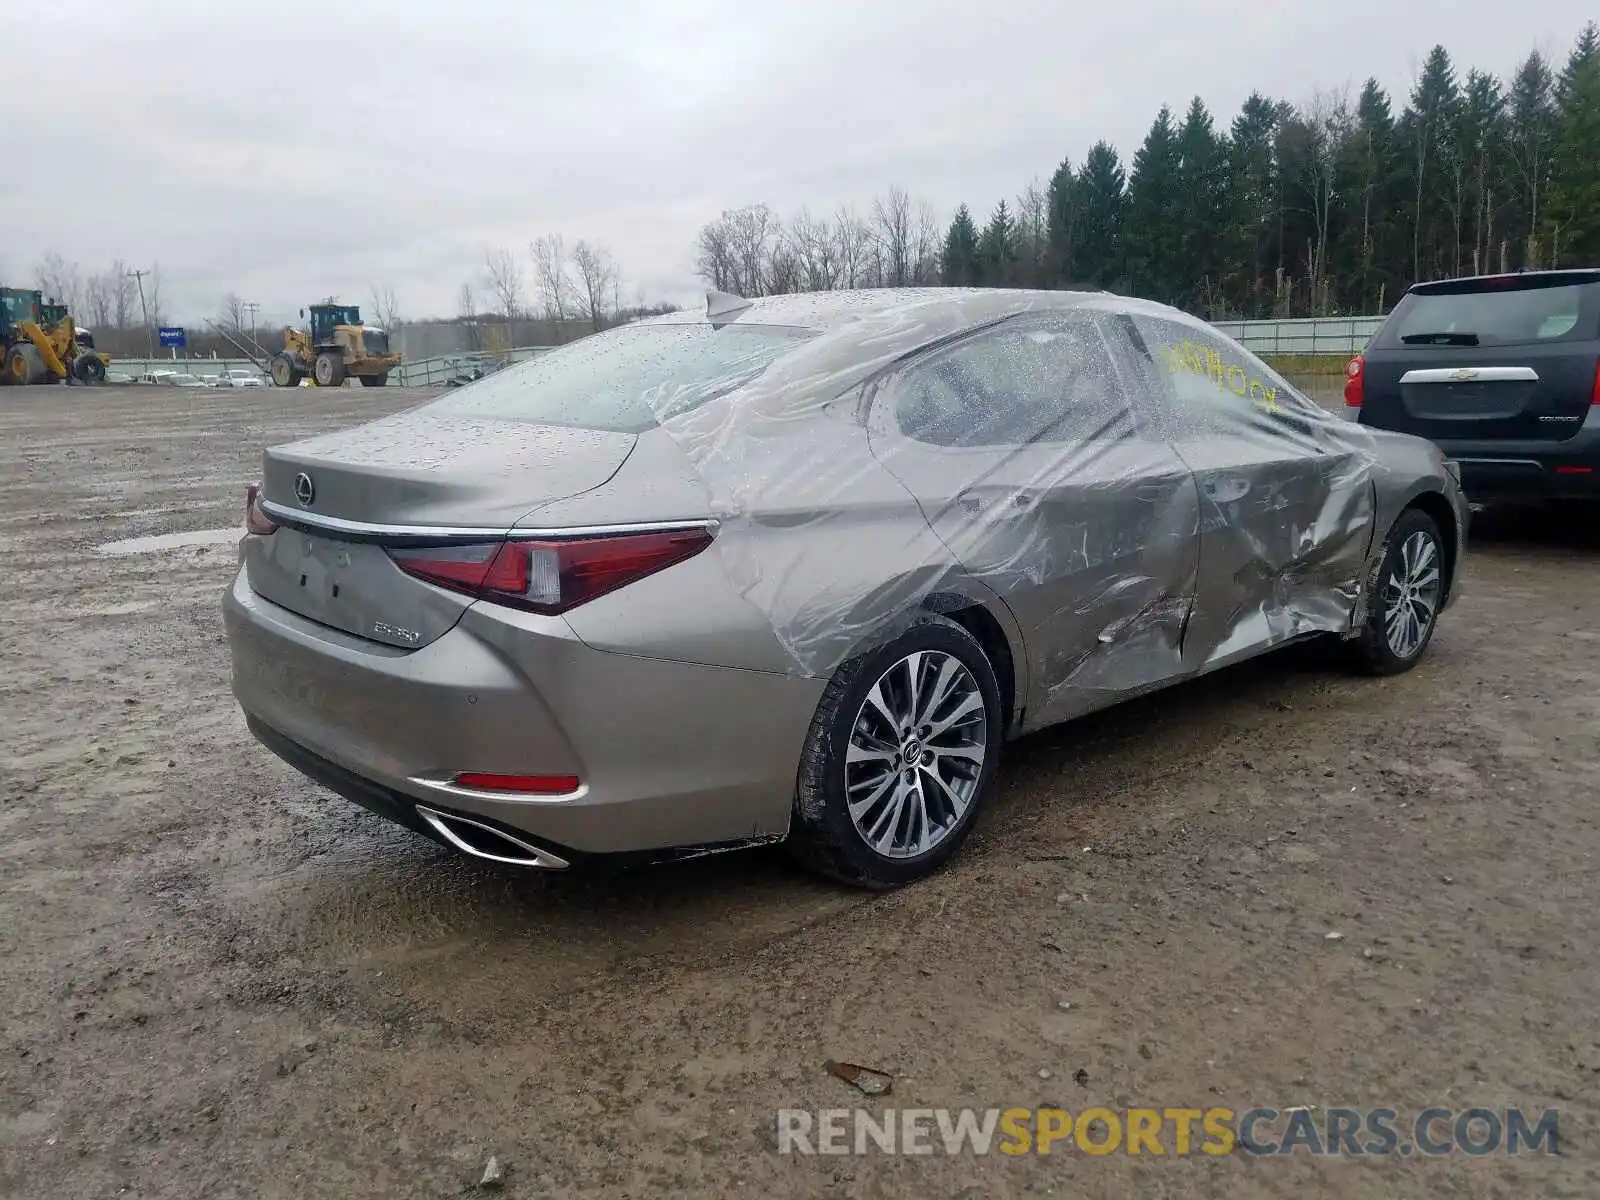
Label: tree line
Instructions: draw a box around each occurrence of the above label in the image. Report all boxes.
[695,26,1600,319]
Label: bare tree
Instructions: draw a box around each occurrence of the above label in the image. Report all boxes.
[145,265,165,332]
[36,253,83,312]
[1014,180,1049,287]
[833,206,874,289]
[570,240,618,333]
[220,292,248,334]
[694,217,737,293]
[872,187,915,287]
[787,208,839,292]
[82,273,112,329]
[106,261,138,330]
[369,283,402,332]
[912,200,942,284]
[483,247,524,320]
[457,282,482,350]
[530,235,573,329]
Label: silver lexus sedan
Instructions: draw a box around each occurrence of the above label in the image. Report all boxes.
[225,288,1468,888]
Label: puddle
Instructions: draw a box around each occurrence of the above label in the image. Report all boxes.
[95,528,240,557]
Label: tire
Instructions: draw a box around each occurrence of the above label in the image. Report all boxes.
[74,353,107,384]
[1348,507,1446,676]
[6,344,46,385]
[787,614,1004,888]
[313,352,346,387]
[358,372,389,387]
[269,355,299,388]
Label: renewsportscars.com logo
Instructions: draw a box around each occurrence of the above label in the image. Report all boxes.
[776,1106,1560,1158]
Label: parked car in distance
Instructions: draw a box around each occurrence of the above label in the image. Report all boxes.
[1347,269,1600,504]
[226,288,1469,888]
[164,373,211,388]
[215,368,265,388]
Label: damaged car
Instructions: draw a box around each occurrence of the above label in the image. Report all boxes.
[224,288,1468,888]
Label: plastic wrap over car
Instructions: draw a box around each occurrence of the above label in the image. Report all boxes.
[643,289,1385,722]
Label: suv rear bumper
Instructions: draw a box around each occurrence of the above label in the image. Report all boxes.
[1424,408,1600,501]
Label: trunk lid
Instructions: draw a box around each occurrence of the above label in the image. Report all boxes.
[247,412,636,648]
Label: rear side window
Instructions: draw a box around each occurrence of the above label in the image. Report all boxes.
[422,323,814,432]
[885,315,1134,448]
[1126,316,1327,438]
[1382,281,1600,348]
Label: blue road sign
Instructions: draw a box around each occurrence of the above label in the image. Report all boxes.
[158,326,186,348]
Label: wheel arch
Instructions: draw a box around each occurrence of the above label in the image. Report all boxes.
[919,586,1027,736]
[1401,489,1461,606]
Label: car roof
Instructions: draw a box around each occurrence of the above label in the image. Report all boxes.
[632,287,1202,421]
[638,286,1188,333]
[1409,269,1600,295]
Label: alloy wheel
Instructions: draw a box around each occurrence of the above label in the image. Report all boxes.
[845,650,988,859]
[1383,530,1442,659]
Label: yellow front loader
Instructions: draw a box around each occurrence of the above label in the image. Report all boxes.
[268,303,400,388]
[2,289,110,385]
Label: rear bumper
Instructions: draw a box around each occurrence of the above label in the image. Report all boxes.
[1425,409,1600,501]
[224,567,822,857]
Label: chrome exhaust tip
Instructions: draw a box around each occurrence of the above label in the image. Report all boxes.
[414,805,570,870]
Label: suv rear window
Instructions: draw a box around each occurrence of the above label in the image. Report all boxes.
[1382,278,1600,349]
[421,323,814,432]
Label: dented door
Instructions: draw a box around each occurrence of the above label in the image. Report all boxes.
[1116,315,1376,672]
[865,312,1201,728]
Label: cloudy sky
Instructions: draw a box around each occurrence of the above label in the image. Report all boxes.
[8,0,1593,326]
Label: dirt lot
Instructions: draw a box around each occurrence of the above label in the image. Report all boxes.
[2,383,1598,1199]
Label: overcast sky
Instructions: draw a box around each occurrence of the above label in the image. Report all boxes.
[7,0,1593,326]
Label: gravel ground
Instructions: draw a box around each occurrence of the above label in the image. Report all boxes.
[2,383,1598,1199]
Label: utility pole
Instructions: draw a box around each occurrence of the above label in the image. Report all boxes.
[242,301,260,352]
[128,268,153,358]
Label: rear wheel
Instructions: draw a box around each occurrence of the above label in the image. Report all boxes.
[1348,508,1445,675]
[313,352,346,387]
[357,372,389,387]
[268,354,299,388]
[788,615,1003,888]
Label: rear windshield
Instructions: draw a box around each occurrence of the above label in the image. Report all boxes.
[1383,281,1600,348]
[421,323,814,432]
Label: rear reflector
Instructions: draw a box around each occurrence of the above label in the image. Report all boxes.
[388,526,715,615]
[245,483,278,536]
[1344,355,1365,407]
[452,772,581,795]
[1555,466,1593,476]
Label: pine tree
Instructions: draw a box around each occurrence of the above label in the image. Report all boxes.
[1222,93,1281,316]
[1455,70,1507,275]
[1401,45,1463,282]
[1504,50,1558,267]
[1341,79,1402,310]
[1071,141,1127,288]
[1548,24,1600,264]
[1175,97,1230,314]
[941,205,982,286]
[978,200,1017,285]
[1045,156,1078,286]
[1123,106,1185,304]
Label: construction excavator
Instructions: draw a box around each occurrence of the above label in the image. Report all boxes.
[1,287,109,385]
[268,303,400,388]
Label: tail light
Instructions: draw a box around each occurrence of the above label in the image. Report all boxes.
[388,526,714,615]
[1344,355,1365,408]
[1591,358,1600,406]
[245,483,278,536]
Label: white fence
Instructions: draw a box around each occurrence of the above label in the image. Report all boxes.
[107,316,1377,386]
[1212,316,1383,357]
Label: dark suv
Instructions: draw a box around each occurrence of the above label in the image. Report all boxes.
[1348,269,1600,502]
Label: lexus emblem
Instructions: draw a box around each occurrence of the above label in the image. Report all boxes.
[293,472,315,507]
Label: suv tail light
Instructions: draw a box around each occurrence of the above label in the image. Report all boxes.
[245,483,278,536]
[1592,358,1600,407]
[388,527,714,615]
[1344,355,1365,408]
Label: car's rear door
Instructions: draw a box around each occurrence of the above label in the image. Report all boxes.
[1360,274,1600,443]
[1107,313,1377,673]
[864,310,1201,728]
